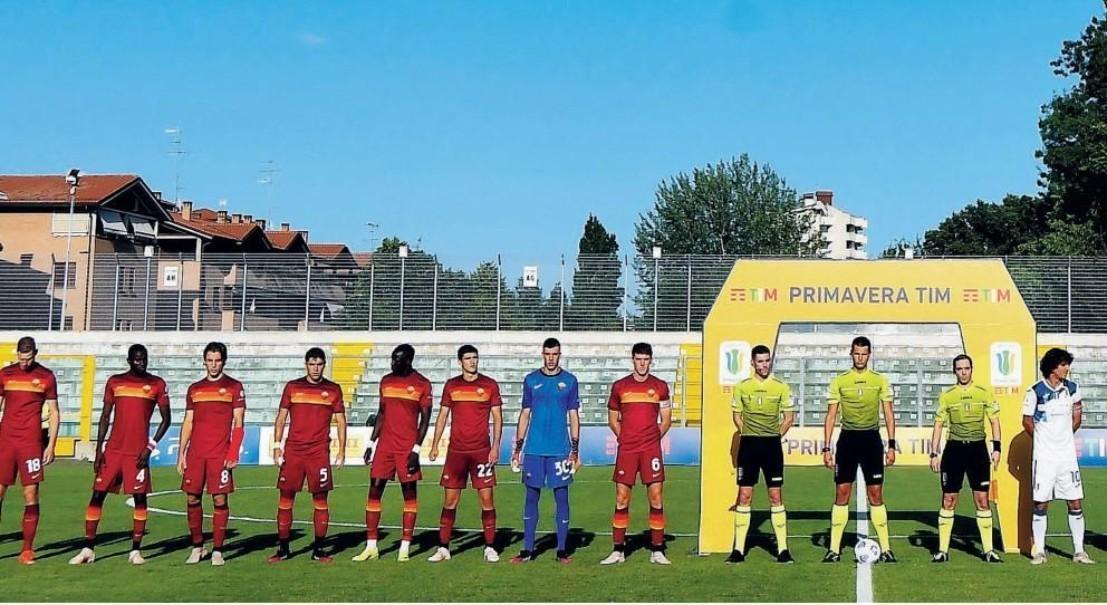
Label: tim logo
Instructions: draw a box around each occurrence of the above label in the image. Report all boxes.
[990,342,1021,388]
[729,288,778,303]
[719,341,750,385]
[962,288,1011,303]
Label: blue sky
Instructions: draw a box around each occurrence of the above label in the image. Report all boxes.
[0,1,1099,277]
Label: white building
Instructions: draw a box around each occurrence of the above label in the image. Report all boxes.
[796,190,868,260]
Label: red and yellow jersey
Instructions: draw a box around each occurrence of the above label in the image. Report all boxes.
[377,371,432,452]
[280,376,344,455]
[608,374,670,453]
[0,362,57,445]
[441,374,502,453]
[104,371,170,455]
[185,375,246,459]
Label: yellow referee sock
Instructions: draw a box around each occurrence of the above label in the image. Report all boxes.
[870,504,890,551]
[770,505,788,553]
[937,508,955,554]
[829,504,849,554]
[976,509,994,554]
[733,505,752,553]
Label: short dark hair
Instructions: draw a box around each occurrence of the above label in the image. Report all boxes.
[457,344,478,360]
[542,337,561,350]
[631,342,653,357]
[305,347,326,362]
[751,344,771,358]
[128,344,148,361]
[1040,347,1074,378]
[16,336,36,353]
[203,341,227,361]
[393,343,415,358]
[951,354,972,370]
[851,336,872,351]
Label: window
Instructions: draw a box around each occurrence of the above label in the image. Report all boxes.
[52,262,77,289]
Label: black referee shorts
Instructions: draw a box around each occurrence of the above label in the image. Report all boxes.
[834,429,884,485]
[940,439,991,493]
[737,436,785,488]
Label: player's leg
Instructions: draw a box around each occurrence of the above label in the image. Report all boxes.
[185,490,207,563]
[1030,457,1055,564]
[646,480,669,565]
[353,477,388,561]
[862,432,893,562]
[477,485,499,561]
[430,487,461,562]
[1058,460,1092,563]
[964,441,999,562]
[268,489,297,563]
[827,433,856,561]
[311,491,332,562]
[553,485,571,563]
[210,492,230,566]
[18,483,40,564]
[934,443,963,562]
[512,454,545,563]
[761,438,790,563]
[602,481,632,565]
[398,480,418,561]
[969,490,1000,562]
[70,490,108,564]
[131,493,149,563]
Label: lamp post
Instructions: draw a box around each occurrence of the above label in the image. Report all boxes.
[59,169,80,331]
[398,244,409,330]
[652,245,662,332]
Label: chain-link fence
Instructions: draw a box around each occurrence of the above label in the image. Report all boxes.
[5,252,1106,332]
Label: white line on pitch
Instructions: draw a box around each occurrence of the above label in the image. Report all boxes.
[855,478,873,605]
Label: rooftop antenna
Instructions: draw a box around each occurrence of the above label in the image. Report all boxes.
[258,160,280,225]
[165,127,188,205]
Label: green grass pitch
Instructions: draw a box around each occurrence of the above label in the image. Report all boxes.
[0,462,1103,602]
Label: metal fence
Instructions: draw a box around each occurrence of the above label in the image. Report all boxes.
[3,253,1106,332]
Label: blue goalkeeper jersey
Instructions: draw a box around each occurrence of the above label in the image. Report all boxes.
[521,368,580,457]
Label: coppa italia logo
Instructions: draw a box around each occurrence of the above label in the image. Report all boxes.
[962,288,1011,303]
[990,342,1021,388]
[729,288,778,302]
[719,341,750,385]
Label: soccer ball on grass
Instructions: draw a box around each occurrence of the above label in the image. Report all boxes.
[854,537,881,564]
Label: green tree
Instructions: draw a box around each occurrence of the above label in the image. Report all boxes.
[918,195,1052,256]
[567,215,623,330]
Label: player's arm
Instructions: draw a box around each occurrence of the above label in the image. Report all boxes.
[1021,415,1035,436]
[489,404,503,465]
[93,395,114,471]
[988,416,1002,470]
[568,407,581,470]
[140,402,171,470]
[929,418,944,473]
[225,406,245,470]
[512,407,531,468]
[407,402,432,475]
[428,406,450,461]
[364,402,383,465]
[177,409,194,475]
[608,409,622,438]
[43,397,60,465]
[822,401,838,469]
[779,383,795,437]
[1072,391,1083,432]
[881,376,896,466]
[1020,388,1036,436]
[658,402,673,440]
[272,407,289,464]
[334,412,347,470]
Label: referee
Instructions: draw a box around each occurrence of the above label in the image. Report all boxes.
[929,354,1003,563]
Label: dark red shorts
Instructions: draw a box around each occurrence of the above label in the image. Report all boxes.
[278,450,333,493]
[181,455,234,495]
[613,443,665,486]
[370,448,421,482]
[94,450,152,494]
[0,440,44,487]
[441,448,496,490]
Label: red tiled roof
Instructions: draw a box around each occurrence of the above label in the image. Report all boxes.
[168,211,263,242]
[309,243,350,259]
[0,174,138,206]
[265,230,306,250]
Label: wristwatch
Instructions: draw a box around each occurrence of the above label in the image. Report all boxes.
[821,447,831,453]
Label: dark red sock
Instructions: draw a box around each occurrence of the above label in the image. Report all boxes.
[613,506,630,548]
[649,506,665,549]
[212,504,229,549]
[365,494,382,541]
[132,503,148,550]
[22,504,39,552]
[277,491,295,541]
[438,507,456,547]
[312,493,329,540]
[481,508,496,547]
[84,503,103,546]
[402,497,418,542]
[186,501,204,546]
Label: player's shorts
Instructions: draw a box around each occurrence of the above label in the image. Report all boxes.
[613,443,665,486]
[737,436,785,488]
[0,439,44,487]
[94,450,152,494]
[370,448,422,482]
[278,449,334,493]
[441,448,497,490]
[940,440,990,493]
[522,454,574,489]
[1033,456,1084,502]
[834,429,884,486]
[181,455,235,495]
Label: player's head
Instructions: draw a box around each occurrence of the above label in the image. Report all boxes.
[951,354,972,385]
[541,337,561,371]
[203,341,227,379]
[391,344,415,376]
[457,344,479,375]
[631,342,652,376]
[751,344,772,379]
[850,336,872,370]
[304,347,326,382]
[15,336,37,370]
[1040,347,1074,382]
[127,344,149,375]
